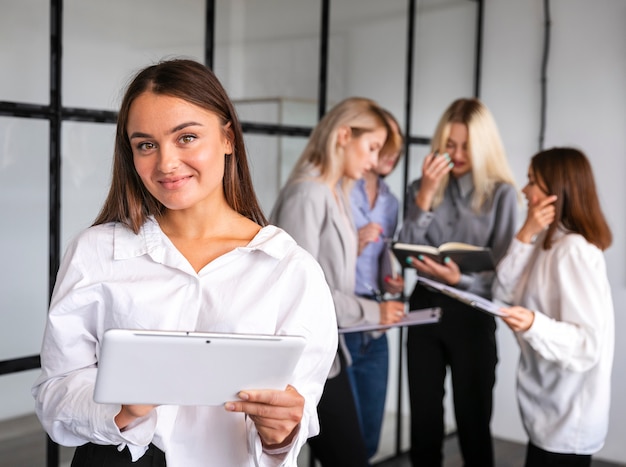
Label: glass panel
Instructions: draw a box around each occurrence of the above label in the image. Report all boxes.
[0,371,75,462]
[412,0,478,136]
[328,0,408,114]
[63,0,205,110]
[244,134,308,216]
[214,0,321,125]
[61,122,115,249]
[0,118,49,360]
[0,0,50,104]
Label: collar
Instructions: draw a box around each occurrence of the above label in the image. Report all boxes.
[112,217,293,263]
[455,172,474,198]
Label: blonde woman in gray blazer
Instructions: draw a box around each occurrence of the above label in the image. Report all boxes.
[270,97,405,467]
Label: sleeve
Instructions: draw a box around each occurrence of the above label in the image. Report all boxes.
[272,183,380,328]
[252,247,338,466]
[270,186,324,259]
[397,179,435,244]
[521,241,613,372]
[31,234,157,451]
[491,238,535,304]
[457,183,519,298]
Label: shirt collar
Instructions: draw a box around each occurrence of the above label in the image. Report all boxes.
[455,172,474,198]
[113,217,293,263]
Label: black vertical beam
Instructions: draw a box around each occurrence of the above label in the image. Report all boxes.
[317,0,330,120]
[47,0,62,465]
[539,0,551,151]
[205,0,215,69]
[397,0,416,456]
[473,0,484,98]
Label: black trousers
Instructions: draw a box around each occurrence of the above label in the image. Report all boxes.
[307,352,369,467]
[525,443,592,467]
[407,285,497,467]
[71,443,166,467]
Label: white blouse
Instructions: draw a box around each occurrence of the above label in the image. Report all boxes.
[32,219,338,467]
[493,230,614,454]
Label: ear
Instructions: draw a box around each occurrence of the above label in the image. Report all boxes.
[223,121,234,155]
[336,125,352,146]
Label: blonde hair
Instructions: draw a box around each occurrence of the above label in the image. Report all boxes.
[431,98,516,211]
[288,97,390,192]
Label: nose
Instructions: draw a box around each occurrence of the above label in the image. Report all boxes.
[448,146,460,160]
[157,145,179,173]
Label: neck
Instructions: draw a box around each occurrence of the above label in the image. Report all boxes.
[158,199,237,240]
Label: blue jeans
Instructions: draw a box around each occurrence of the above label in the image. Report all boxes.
[344,331,389,460]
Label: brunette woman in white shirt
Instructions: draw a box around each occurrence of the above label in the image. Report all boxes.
[493,147,614,467]
[32,59,338,467]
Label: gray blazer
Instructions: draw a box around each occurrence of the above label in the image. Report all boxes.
[270,175,380,376]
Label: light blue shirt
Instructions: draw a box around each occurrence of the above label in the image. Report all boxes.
[350,177,400,296]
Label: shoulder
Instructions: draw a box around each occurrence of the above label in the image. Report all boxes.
[490,182,518,208]
[493,181,517,198]
[271,180,331,219]
[553,231,602,258]
[252,225,327,275]
[63,223,116,255]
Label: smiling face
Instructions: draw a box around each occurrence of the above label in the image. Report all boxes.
[342,126,388,180]
[445,122,471,177]
[127,91,233,213]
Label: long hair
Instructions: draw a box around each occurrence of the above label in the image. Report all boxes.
[379,108,404,175]
[288,97,391,191]
[93,58,267,233]
[531,147,612,250]
[431,98,517,211]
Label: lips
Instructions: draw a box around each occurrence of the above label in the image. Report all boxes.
[158,175,192,190]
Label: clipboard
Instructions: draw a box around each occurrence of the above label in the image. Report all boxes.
[339,307,442,333]
[416,276,508,317]
[94,329,306,406]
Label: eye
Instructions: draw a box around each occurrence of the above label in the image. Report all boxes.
[137,141,156,151]
[179,134,196,144]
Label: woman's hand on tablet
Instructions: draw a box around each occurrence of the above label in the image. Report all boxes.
[114,404,157,430]
[225,384,304,448]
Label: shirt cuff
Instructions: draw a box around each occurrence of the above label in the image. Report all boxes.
[456,273,473,290]
[521,309,544,342]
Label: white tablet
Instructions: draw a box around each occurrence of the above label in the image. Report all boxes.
[93,329,306,406]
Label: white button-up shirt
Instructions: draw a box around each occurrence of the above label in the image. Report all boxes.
[32,218,337,467]
[493,230,614,454]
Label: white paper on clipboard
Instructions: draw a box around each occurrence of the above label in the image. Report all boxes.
[416,276,508,317]
[339,307,442,333]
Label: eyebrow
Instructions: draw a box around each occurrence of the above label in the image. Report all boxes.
[129,121,204,140]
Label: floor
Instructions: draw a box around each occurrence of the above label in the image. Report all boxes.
[0,413,623,467]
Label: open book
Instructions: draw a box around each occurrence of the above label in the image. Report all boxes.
[392,241,494,273]
[416,276,508,317]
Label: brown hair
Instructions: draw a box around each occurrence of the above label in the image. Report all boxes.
[379,108,404,174]
[93,58,267,233]
[532,147,612,250]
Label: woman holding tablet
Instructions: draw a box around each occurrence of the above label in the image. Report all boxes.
[32,59,337,467]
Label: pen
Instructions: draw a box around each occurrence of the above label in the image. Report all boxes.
[363,282,385,303]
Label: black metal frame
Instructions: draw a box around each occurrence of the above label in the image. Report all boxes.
[0,0,483,465]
